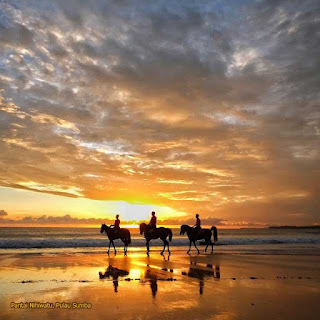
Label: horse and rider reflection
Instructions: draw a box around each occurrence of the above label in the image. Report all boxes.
[144,268,158,298]
[99,265,129,292]
[183,261,220,295]
[99,257,220,297]
[98,264,159,297]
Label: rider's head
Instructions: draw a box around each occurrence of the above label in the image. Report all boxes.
[196,214,199,218]
[152,211,155,216]
[116,214,119,219]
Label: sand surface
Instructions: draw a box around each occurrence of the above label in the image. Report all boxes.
[0,251,319,320]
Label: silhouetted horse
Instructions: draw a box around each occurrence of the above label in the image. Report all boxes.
[139,223,173,256]
[100,224,131,255]
[180,225,218,254]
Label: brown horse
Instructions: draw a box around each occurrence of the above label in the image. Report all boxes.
[100,224,131,255]
[139,223,173,256]
[180,225,218,254]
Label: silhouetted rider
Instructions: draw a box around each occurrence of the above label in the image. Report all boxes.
[111,214,120,237]
[193,214,201,236]
[148,211,157,235]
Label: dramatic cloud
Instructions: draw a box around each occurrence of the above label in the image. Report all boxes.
[0,0,319,226]
[0,212,230,227]
[0,213,113,226]
[0,210,8,217]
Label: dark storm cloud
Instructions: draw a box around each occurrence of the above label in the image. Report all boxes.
[0,0,319,225]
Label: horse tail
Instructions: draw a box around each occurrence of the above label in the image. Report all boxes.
[168,228,173,242]
[211,226,218,242]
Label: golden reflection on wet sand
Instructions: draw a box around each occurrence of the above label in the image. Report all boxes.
[0,252,319,320]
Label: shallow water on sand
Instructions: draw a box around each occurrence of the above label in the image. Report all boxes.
[1,227,319,256]
[0,252,319,320]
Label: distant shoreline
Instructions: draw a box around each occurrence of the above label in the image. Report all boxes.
[269,226,320,229]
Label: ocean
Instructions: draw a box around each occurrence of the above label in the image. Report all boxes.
[0,227,319,255]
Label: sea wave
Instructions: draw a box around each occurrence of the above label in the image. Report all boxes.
[0,236,319,249]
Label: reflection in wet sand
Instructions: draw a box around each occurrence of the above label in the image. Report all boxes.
[182,262,220,295]
[98,254,220,297]
[1,253,320,320]
[145,268,158,298]
[99,265,129,292]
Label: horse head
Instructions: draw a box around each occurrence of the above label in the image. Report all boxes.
[139,223,146,235]
[180,224,189,235]
[100,223,108,234]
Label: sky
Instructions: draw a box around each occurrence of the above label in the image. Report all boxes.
[0,0,319,227]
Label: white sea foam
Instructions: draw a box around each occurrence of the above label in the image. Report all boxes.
[0,236,319,249]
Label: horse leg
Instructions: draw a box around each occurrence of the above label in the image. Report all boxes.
[107,240,111,255]
[187,240,192,254]
[121,239,126,255]
[160,239,166,255]
[211,240,214,253]
[111,240,116,255]
[194,241,200,254]
[122,239,126,256]
[146,240,150,256]
[167,239,171,255]
[125,239,129,255]
[205,239,209,252]
[205,242,208,252]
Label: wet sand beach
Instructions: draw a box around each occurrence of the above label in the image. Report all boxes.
[0,251,319,320]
